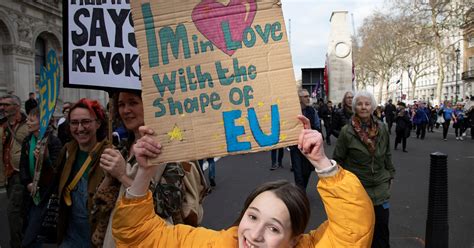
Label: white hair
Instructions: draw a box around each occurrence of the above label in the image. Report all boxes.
[352,91,377,113]
[298,88,309,96]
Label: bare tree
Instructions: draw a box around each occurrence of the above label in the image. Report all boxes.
[392,0,470,104]
[355,12,409,103]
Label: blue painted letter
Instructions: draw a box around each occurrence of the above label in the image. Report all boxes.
[223,110,251,152]
[141,3,159,68]
[248,104,280,147]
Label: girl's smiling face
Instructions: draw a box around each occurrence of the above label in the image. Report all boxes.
[238,191,297,248]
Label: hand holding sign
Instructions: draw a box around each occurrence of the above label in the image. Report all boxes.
[31,50,60,202]
[131,0,300,163]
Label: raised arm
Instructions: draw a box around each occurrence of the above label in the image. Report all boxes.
[112,127,228,247]
[296,116,375,247]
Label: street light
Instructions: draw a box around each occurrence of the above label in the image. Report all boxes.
[455,48,460,103]
[407,64,412,100]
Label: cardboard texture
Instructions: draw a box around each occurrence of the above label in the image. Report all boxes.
[130,0,301,163]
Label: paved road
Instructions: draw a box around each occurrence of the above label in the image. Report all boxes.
[0,127,473,247]
[200,127,474,248]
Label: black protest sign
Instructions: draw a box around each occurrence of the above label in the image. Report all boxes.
[63,0,140,91]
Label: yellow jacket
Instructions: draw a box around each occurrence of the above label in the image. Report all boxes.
[113,168,374,247]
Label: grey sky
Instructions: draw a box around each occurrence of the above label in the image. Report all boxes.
[280,0,385,80]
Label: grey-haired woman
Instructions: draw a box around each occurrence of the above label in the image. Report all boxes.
[333,91,395,248]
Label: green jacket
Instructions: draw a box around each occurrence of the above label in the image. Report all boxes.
[333,121,395,206]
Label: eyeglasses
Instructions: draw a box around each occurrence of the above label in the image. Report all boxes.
[70,119,97,128]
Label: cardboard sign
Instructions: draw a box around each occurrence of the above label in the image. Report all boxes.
[130,0,301,163]
[63,1,140,90]
[39,50,60,140]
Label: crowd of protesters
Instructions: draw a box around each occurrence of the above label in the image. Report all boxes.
[1,89,472,248]
[313,95,474,149]
[1,92,210,248]
[1,91,377,248]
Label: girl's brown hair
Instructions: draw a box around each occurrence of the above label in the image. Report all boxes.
[233,180,310,237]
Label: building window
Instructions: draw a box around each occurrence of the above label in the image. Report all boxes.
[35,37,46,76]
[469,36,474,48]
[469,57,474,71]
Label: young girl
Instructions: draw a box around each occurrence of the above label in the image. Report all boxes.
[111,116,375,247]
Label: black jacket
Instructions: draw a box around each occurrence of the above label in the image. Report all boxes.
[331,107,353,137]
[319,104,333,126]
[20,133,62,202]
[57,120,72,145]
[384,103,396,121]
[302,106,318,131]
[395,112,411,133]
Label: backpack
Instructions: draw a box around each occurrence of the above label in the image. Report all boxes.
[151,161,209,227]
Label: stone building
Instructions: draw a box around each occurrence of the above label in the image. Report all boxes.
[0,0,107,112]
[461,7,474,98]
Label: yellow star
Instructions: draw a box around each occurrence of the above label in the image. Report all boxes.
[167,125,184,141]
[237,118,246,125]
[262,114,270,122]
[280,134,288,141]
[257,101,264,107]
[276,98,281,105]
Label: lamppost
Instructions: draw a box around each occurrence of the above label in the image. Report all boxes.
[455,48,460,103]
[407,64,412,100]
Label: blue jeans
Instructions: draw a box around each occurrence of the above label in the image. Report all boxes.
[60,178,91,248]
[198,158,215,180]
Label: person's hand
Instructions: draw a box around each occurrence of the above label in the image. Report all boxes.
[297,115,332,170]
[134,126,162,169]
[27,183,34,193]
[34,146,40,161]
[100,148,127,180]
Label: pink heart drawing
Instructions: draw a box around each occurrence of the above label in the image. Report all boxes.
[192,0,257,56]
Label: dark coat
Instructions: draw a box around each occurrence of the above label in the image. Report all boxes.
[19,133,62,246]
[384,103,396,121]
[395,112,411,137]
[319,104,333,127]
[57,120,72,145]
[302,106,319,131]
[20,133,62,198]
[331,107,353,137]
